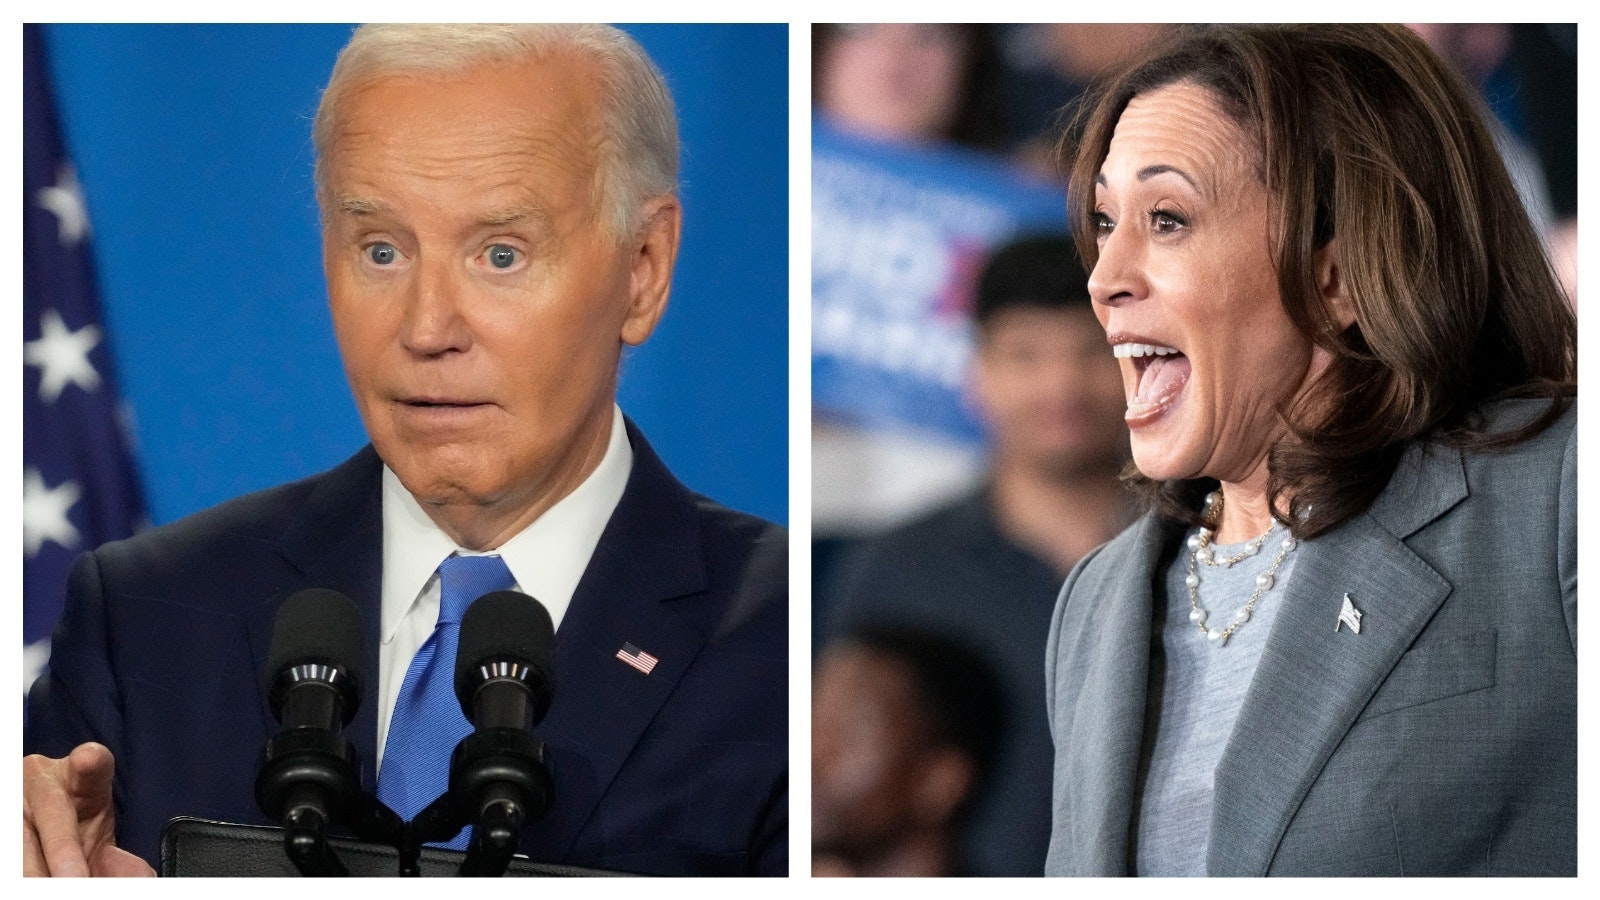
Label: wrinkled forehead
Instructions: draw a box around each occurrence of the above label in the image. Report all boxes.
[1101,82,1261,196]
[320,52,608,199]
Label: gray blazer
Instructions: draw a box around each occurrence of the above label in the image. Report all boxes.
[1045,399,1576,876]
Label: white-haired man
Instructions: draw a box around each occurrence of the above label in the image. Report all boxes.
[23,24,787,877]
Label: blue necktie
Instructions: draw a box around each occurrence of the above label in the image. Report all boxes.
[378,554,517,848]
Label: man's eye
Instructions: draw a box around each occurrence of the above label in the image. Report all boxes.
[486,244,519,269]
[366,242,398,265]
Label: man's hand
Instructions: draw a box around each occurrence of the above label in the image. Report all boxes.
[22,743,154,877]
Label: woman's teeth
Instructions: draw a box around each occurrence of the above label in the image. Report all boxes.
[1113,342,1181,359]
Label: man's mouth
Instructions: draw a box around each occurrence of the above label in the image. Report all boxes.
[400,396,486,408]
[394,397,494,423]
[1113,341,1190,424]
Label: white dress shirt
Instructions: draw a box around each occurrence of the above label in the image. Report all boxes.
[374,406,633,767]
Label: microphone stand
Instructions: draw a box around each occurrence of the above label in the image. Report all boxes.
[281,795,346,876]
[391,727,555,876]
[459,798,523,877]
[262,726,549,876]
[257,726,362,877]
[397,792,463,877]
[258,733,409,877]
[450,726,554,877]
[350,791,408,847]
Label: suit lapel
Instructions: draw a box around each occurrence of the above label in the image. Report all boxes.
[245,446,386,791]
[1208,442,1468,875]
[522,421,709,860]
[1058,515,1174,875]
[238,427,717,850]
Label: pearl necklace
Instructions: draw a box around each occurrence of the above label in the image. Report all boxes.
[1185,491,1298,646]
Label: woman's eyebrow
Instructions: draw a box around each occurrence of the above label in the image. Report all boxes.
[1095,164,1198,189]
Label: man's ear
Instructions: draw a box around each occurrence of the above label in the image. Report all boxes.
[620,195,681,347]
[1314,237,1357,333]
[910,748,975,827]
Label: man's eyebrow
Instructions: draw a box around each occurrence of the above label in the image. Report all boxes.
[333,197,384,217]
[328,199,549,229]
[476,206,548,228]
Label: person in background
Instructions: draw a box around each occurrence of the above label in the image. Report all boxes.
[813,625,1003,877]
[1406,23,1555,233]
[1405,23,1577,310]
[996,24,1172,179]
[813,23,1006,153]
[822,234,1131,876]
[810,24,1065,631]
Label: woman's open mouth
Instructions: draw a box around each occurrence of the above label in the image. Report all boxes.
[1114,341,1189,426]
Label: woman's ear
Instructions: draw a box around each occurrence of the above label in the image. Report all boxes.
[1314,238,1357,332]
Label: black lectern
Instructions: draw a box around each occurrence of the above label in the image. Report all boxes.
[159,818,627,877]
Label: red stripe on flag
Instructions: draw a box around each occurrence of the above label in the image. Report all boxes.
[616,645,659,674]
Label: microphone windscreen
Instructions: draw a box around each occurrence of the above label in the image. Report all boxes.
[454,590,556,712]
[266,588,364,693]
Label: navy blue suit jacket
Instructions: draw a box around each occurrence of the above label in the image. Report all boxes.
[25,422,789,875]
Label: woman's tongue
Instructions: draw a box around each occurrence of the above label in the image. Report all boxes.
[1129,353,1191,417]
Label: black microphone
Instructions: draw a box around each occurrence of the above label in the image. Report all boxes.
[255,588,365,876]
[265,588,363,732]
[454,590,556,731]
[448,590,557,875]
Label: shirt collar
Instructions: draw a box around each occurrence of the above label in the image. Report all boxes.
[380,405,634,642]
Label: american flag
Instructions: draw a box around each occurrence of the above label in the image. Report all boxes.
[23,24,146,700]
[615,643,659,675]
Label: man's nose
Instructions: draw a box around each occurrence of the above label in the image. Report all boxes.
[400,256,471,356]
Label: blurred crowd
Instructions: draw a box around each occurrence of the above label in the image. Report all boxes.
[814,24,1576,227]
[810,23,1577,878]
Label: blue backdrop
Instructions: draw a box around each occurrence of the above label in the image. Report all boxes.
[41,23,789,528]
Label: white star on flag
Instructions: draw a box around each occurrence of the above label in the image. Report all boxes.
[36,164,90,245]
[26,308,102,403]
[24,467,82,558]
[23,639,51,697]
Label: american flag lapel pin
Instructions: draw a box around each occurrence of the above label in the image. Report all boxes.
[1337,593,1363,634]
[616,642,659,675]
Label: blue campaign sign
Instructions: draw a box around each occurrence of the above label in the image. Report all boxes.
[812,115,1067,445]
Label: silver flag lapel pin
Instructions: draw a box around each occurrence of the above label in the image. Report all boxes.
[1337,593,1363,634]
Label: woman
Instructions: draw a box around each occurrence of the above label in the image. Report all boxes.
[1045,25,1575,876]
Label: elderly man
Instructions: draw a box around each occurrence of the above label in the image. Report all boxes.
[23,24,787,878]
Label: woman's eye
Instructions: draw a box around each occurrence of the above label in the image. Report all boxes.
[486,244,520,269]
[1152,211,1185,233]
[367,242,398,265]
[1092,213,1114,236]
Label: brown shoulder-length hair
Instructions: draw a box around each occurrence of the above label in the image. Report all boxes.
[1062,24,1576,539]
